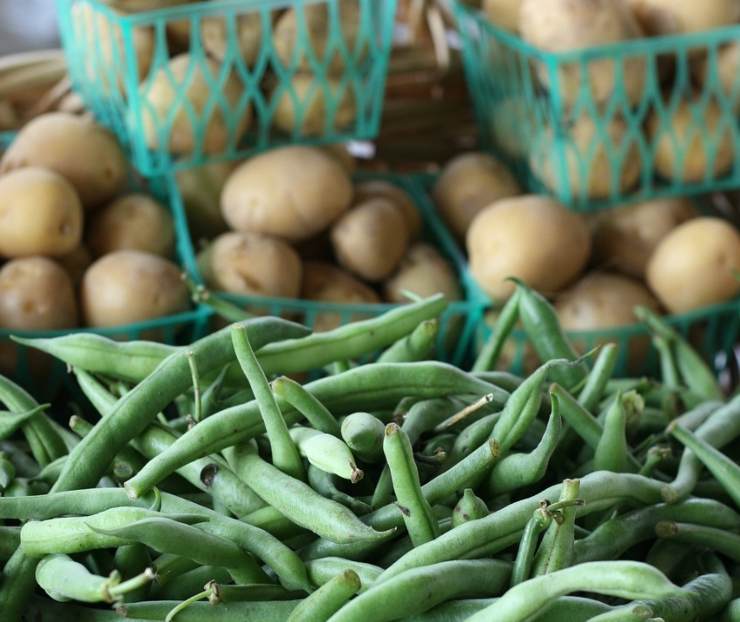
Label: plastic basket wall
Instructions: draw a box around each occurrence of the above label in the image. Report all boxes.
[169,170,485,366]
[454,2,740,211]
[57,0,397,176]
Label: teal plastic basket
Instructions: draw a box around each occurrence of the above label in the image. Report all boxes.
[168,170,486,366]
[56,0,397,176]
[454,2,740,212]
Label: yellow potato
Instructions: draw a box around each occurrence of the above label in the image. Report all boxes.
[591,197,696,278]
[141,54,249,156]
[434,152,521,239]
[221,146,353,241]
[628,0,740,35]
[697,42,740,112]
[0,113,128,209]
[647,217,740,313]
[384,243,461,303]
[201,13,262,65]
[648,99,735,183]
[353,180,422,240]
[0,168,83,258]
[175,161,236,241]
[57,245,93,287]
[81,250,189,327]
[483,0,523,31]
[87,194,175,258]
[331,199,410,282]
[467,195,591,301]
[272,75,357,136]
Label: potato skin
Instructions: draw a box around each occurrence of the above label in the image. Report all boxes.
[331,199,410,282]
[591,197,696,278]
[467,195,591,301]
[0,167,83,258]
[353,180,422,240]
[628,0,740,35]
[81,250,189,327]
[201,231,302,299]
[201,13,262,64]
[384,243,461,303]
[221,146,352,241]
[647,217,740,313]
[0,113,128,210]
[434,153,521,239]
[697,42,740,112]
[483,0,522,31]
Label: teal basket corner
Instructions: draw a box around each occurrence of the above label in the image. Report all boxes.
[453,1,740,212]
[56,0,398,177]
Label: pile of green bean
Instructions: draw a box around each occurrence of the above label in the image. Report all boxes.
[1,281,739,621]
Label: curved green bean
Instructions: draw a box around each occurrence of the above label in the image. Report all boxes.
[287,569,360,622]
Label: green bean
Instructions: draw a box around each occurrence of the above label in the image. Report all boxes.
[326,559,510,622]
[578,343,618,413]
[378,318,439,363]
[341,412,385,463]
[290,426,362,482]
[286,569,360,622]
[0,440,38,478]
[656,522,740,561]
[307,466,371,515]
[0,525,21,561]
[670,424,740,510]
[434,393,497,433]
[114,543,151,603]
[472,289,520,373]
[272,376,340,436]
[305,558,382,593]
[212,583,304,603]
[241,505,303,539]
[551,383,603,451]
[0,451,16,490]
[654,334,680,391]
[533,479,580,576]
[152,566,232,601]
[452,489,488,528]
[0,404,51,442]
[122,599,301,621]
[511,505,551,587]
[673,400,722,431]
[726,597,740,622]
[446,412,501,469]
[473,371,524,392]
[639,446,673,477]
[595,392,636,473]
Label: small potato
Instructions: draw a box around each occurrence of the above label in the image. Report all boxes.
[87,194,175,258]
[697,43,740,112]
[467,195,591,301]
[647,217,740,313]
[648,99,735,183]
[201,13,262,64]
[199,231,302,298]
[0,168,83,258]
[331,199,410,282]
[81,250,189,327]
[483,0,522,31]
[176,161,236,241]
[141,54,249,156]
[384,243,461,303]
[222,146,353,241]
[353,180,422,240]
[628,0,740,35]
[57,245,93,286]
[272,75,357,136]
[434,153,521,239]
[531,114,641,199]
[591,197,696,278]
[0,113,128,209]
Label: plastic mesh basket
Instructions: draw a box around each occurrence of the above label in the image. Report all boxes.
[169,170,486,366]
[57,0,397,176]
[454,2,740,211]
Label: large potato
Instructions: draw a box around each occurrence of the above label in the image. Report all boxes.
[591,197,696,278]
[0,168,83,258]
[520,0,645,107]
[648,99,735,183]
[353,180,422,240]
[272,75,357,136]
[628,0,740,35]
[221,146,353,241]
[434,153,521,239]
[176,161,236,241]
[87,194,175,258]
[483,0,522,31]
[141,54,249,156]
[0,113,128,209]
[647,217,740,313]
[199,231,302,298]
[531,114,641,199]
[467,195,591,301]
[331,199,409,282]
[81,250,189,327]
[384,243,461,303]
[201,13,262,65]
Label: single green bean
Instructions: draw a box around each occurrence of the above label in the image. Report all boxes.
[341,413,385,464]
[511,506,551,587]
[290,427,362,482]
[305,558,382,593]
[153,566,232,601]
[451,489,488,528]
[0,525,21,561]
[377,318,439,363]
[307,466,371,515]
[533,479,580,576]
[656,522,740,562]
[472,289,520,373]
[578,343,618,413]
[595,392,635,473]
[114,543,151,603]
[272,376,340,436]
[287,570,360,622]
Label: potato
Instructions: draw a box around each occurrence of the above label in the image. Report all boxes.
[467,195,591,301]
[199,231,302,299]
[434,153,520,239]
[648,99,735,183]
[222,146,352,241]
[483,0,522,31]
[531,114,641,199]
[0,100,18,131]
[273,1,363,75]
[0,168,83,258]
[301,261,380,332]
[0,113,128,210]
[628,0,740,35]
[353,180,422,240]
[176,161,235,241]
[520,0,645,107]
[81,250,189,327]
[646,217,740,313]
[87,194,175,258]
[321,144,356,175]
[384,243,461,303]
[272,75,357,135]
[201,13,262,65]
[331,199,409,282]
[141,54,249,156]
[57,245,93,287]
[697,43,740,112]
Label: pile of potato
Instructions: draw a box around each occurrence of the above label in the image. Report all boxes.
[435,151,740,354]
[73,0,364,157]
[0,112,190,351]
[179,144,462,330]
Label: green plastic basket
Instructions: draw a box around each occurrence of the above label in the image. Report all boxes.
[56,0,397,177]
[168,170,486,366]
[454,2,740,212]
